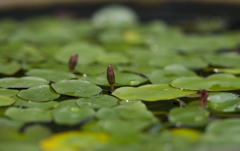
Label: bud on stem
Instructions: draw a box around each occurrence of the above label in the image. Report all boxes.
[68,54,78,72]
[107,64,115,92]
[199,89,208,108]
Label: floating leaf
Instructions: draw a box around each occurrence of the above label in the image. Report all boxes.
[112,84,196,101]
[26,69,76,82]
[75,64,106,75]
[149,55,207,69]
[0,77,49,88]
[0,117,23,130]
[0,61,21,75]
[96,52,129,65]
[18,85,60,102]
[202,118,240,145]
[171,74,240,91]
[55,42,105,65]
[41,131,109,151]
[204,54,240,68]
[80,72,148,86]
[4,107,52,123]
[51,80,102,97]
[168,106,209,126]
[147,67,196,84]
[207,92,240,112]
[53,105,95,125]
[91,4,138,28]
[0,95,15,107]
[0,89,18,97]
[13,96,59,110]
[76,94,118,109]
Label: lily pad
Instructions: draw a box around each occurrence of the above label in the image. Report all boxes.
[202,118,240,145]
[26,69,76,82]
[0,77,49,88]
[96,52,129,65]
[4,107,52,123]
[207,92,240,112]
[0,61,21,75]
[171,74,240,91]
[0,89,18,97]
[80,72,148,86]
[168,106,209,126]
[149,54,208,69]
[112,84,196,101]
[18,85,60,102]
[76,95,118,109]
[75,64,106,75]
[147,67,197,84]
[13,96,59,110]
[53,105,95,125]
[91,4,138,29]
[204,54,240,68]
[0,117,23,130]
[0,95,15,107]
[54,42,105,65]
[40,131,108,151]
[51,80,102,97]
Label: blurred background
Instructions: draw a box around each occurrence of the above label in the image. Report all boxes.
[0,0,240,31]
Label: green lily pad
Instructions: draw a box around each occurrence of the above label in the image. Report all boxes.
[76,94,118,109]
[112,84,196,101]
[53,105,95,125]
[0,77,49,88]
[80,72,148,86]
[149,54,208,69]
[168,106,209,126]
[207,92,240,112]
[0,61,21,75]
[91,4,138,29]
[0,117,23,130]
[217,68,240,74]
[13,96,59,110]
[4,107,52,123]
[171,74,240,91]
[54,42,105,65]
[96,52,129,65]
[18,85,60,102]
[204,54,240,68]
[51,80,102,97]
[40,131,108,151]
[75,64,106,75]
[147,67,197,84]
[0,95,15,107]
[0,89,18,97]
[97,101,158,123]
[202,118,240,145]
[26,69,76,82]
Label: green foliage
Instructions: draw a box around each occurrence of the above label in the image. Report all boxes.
[0,5,240,151]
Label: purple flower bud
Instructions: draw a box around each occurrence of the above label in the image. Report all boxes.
[68,54,78,72]
[107,64,115,92]
[199,89,208,108]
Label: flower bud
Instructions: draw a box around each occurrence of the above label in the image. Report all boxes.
[68,54,78,72]
[107,64,115,92]
[199,89,208,108]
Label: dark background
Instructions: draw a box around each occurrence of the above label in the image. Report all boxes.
[0,1,240,29]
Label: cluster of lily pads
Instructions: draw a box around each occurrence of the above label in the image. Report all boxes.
[1,5,240,151]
